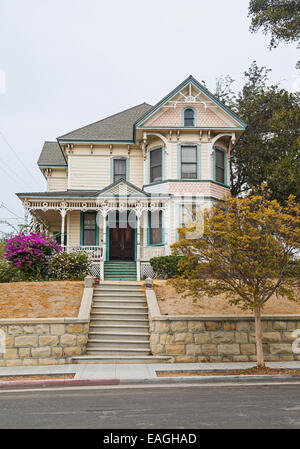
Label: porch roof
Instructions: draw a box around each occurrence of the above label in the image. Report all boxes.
[17,189,171,200]
[17,179,171,200]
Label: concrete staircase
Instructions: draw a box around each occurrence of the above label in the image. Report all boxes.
[73,282,170,364]
[104,261,137,281]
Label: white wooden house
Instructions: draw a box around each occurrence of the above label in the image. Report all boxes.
[17,76,246,280]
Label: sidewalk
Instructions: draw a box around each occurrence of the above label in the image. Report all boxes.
[1,361,300,385]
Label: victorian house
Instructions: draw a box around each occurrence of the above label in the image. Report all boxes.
[17,76,246,280]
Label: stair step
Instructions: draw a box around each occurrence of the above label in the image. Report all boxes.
[92,306,148,314]
[87,340,150,349]
[94,291,144,295]
[89,325,149,333]
[104,266,136,270]
[104,261,136,263]
[95,285,142,290]
[88,332,150,341]
[93,297,146,303]
[91,312,148,318]
[93,302,146,308]
[95,291,143,296]
[90,319,149,326]
[104,277,137,280]
[72,355,171,364]
[86,348,151,356]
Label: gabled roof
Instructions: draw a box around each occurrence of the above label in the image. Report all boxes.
[37,141,67,167]
[97,179,149,197]
[135,75,247,129]
[58,103,153,142]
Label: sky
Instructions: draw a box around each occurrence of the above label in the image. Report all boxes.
[0,0,298,234]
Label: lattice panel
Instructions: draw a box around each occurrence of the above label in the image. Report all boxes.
[142,263,156,279]
[89,263,101,278]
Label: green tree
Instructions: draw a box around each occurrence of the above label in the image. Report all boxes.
[171,189,300,367]
[249,0,300,48]
[215,62,300,202]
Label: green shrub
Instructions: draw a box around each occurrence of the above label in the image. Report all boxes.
[48,251,90,281]
[150,255,183,279]
[0,261,26,283]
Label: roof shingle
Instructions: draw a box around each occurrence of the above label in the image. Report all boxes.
[58,103,153,142]
[37,141,67,167]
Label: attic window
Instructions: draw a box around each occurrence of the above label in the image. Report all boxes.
[184,108,195,127]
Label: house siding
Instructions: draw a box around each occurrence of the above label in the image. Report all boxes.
[48,169,68,192]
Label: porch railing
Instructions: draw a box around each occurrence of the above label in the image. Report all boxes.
[140,245,166,260]
[64,246,103,260]
[63,245,166,262]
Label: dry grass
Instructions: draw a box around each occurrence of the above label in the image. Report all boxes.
[0,374,75,381]
[0,281,84,318]
[154,280,300,316]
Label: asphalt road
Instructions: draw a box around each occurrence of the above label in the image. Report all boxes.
[0,384,300,429]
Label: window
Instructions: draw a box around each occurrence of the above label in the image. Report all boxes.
[179,203,198,228]
[184,108,195,126]
[149,210,163,245]
[214,148,226,184]
[150,148,162,183]
[178,202,203,241]
[83,212,97,246]
[53,232,67,246]
[181,146,197,179]
[113,159,127,182]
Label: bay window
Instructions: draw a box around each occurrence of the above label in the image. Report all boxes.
[214,148,226,184]
[181,145,198,179]
[149,148,162,183]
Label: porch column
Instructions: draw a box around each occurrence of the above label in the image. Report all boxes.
[102,212,107,262]
[165,142,172,180]
[136,213,141,281]
[60,209,67,248]
[143,210,148,252]
[165,201,172,255]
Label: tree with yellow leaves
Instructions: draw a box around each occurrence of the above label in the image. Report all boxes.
[171,188,300,367]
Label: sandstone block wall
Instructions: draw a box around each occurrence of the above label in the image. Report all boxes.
[149,317,300,363]
[0,319,89,367]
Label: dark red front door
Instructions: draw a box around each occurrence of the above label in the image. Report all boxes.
[109,225,135,260]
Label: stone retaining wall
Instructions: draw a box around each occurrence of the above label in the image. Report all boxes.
[149,317,300,363]
[0,284,93,367]
[0,319,89,366]
[146,289,300,363]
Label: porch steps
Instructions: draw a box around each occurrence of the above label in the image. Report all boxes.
[104,261,137,281]
[73,282,170,364]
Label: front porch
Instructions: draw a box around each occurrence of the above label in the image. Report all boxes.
[19,181,171,280]
[63,244,167,280]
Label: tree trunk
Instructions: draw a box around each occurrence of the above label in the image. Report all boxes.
[254,306,265,368]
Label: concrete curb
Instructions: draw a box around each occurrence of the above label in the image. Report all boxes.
[1,374,300,390]
[0,378,120,390]
[120,374,300,385]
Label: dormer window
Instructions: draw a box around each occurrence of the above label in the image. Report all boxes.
[184,108,195,127]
